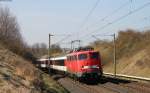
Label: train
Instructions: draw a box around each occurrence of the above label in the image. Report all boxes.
[36,47,103,81]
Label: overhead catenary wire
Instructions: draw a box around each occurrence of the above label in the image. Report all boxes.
[54,34,71,45]
[0,0,12,1]
[92,35,101,41]
[72,0,130,46]
[82,34,113,44]
[76,0,131,42]
[53,34,71,36]
[130,0,134,13]
[76,0,131,44]
[79,0,101,29]
[137,25,150,30]
[80,1,150,40]
[66,0,101,44]
[87,0,131,28]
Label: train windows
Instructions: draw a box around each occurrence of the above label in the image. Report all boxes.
[53,60,64,66]
[90,52,99,59]
[78,54,87,60]
[58,60,65,66]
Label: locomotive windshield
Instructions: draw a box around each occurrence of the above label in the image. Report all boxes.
[78,54,87,60]
[90,52,99,59]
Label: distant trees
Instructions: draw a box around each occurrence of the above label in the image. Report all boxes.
[0,7,64,60]
[31,43,48,58]
[30,43,63,58]
[91,29,150,65]
[116,29,150,58]
[50,44,62,55]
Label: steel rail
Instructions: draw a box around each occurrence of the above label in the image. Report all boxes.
[103,72,150,82]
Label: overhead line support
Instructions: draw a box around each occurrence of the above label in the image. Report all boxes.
[48,34,54,74]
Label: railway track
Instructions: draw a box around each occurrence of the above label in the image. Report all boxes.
[41,68,150,93]
[55,75,150,93]
[58,77,116,93]
[119,82,150,93]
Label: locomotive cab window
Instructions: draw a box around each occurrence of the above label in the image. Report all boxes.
[78,54,87,60]
[90,52,99,59]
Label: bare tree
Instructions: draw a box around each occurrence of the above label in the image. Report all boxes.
[0,7,28,56]
[50,44,62,54]
[31,43,48,57]
[0,7,21,41]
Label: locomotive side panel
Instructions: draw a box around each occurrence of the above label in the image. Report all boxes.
[66,54,78,74]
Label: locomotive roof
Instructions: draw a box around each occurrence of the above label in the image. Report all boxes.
[67,50,98,56]
[50,56,66,60]
[37,58,48,61]
[37,56,67,61]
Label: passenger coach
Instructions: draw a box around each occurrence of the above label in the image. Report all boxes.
[50,56,67,72]
[36,58,48,68]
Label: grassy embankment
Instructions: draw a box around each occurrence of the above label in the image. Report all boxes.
[92,29,150,78]
[0,44,68,93]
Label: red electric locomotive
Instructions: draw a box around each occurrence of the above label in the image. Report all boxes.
[36,47,103,81]
[65,47,103,81]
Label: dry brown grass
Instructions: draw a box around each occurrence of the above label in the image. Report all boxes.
[0,44,68,93]
[92,29,150,78]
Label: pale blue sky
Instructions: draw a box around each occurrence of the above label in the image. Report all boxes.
[1,0,150,47]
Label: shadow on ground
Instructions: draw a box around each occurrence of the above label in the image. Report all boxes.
[99,76,132,84]
[51,74,66,81]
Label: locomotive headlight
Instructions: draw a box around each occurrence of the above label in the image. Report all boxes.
[82,65,99,69]
[83,66,90,69]
[41,64,46,68]
[92,65,99,68]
